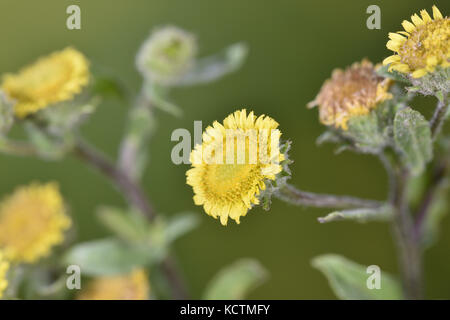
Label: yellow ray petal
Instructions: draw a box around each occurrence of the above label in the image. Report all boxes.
[411,68,427,78]
[402,20,416,33]
[383,55,401,65]
[432,5,443,20]
[411,14,424,26]
[420,9,432,23]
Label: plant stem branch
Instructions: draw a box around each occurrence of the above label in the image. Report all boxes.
[430,93,449,140]
[73,139,189,299]
[275,183,383,209]
[389,164,423,299]
[414,160,448,240]
[73,140,155,219]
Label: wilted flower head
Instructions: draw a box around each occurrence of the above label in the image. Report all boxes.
[1,47,90,118]
[383,5,449,79]
[78,269,150,300]
[0,251,8,299]
[0,182,71,263]
[186,109,287,225]
[309,60,392,130]
[136,26,197,85]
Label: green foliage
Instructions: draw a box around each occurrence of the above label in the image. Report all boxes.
[97,206,149,242]
[345,112,386,153]
[394,107,433,176]
[318,205,392,224]
[24,122,68,160]
[312,254,403,300]
[63,238,154,276]
[178,43,248,86]
[203,259,268,300]
[376,65,409,84]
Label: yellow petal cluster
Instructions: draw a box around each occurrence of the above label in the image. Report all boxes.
[0,251,9,299]
[0,182,71,263]
[309,60,392,130]
[383,5,449,78]
[1,47,90,118]
[78,269,150,300]
[186,109,285,225]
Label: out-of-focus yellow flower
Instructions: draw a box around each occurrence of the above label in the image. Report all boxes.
[78,269,150,300]
[309,60,392,130]
[0,251,9,299]
[0,182,71,263]
[186,109,285,225]
[383,5,449,78]
[1,47,90,118]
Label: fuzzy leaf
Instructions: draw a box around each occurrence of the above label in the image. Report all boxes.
[178,42,248,86]
[146,84,182,117]
[24,122,68,160]
[312,254,403,300]
[203,259,268,300]
[97,207,149,242]
[318,206,392,223]
[164,212,200,243]
[376,65,409,84]
[345,113,385,153]
[63,239,153,276]
[394,107,432,175]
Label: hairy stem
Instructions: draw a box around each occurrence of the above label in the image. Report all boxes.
[73,140,189,299]
[118,89,154,180]
[414,160,448,240]
[430,92,449,140]
[388,159,423,299]
[275,183,383,209]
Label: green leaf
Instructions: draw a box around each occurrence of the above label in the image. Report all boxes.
[164,212,200,243]
[90,74,127,101]
[24,122,68,160]
[203,259,268,300]
[318,205,392,223]
[345,112,386,153]
[394,107,433,175]
[146,84,182,117]
[97,207,149,242]
[376,65,409,84]
[178,42,248,86]
[312,254,403,300]
[63,238,153,276]
[39,97,100,135]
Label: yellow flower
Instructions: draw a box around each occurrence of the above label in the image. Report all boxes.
[383,5,449,78]
[308,60,392,130]
[186,109,285,225]
[0,251,9,299]
[0,182,71,263]
[1,47,90,118]
[78,269,150,300]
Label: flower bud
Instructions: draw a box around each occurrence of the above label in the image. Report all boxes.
[136,26,197,86]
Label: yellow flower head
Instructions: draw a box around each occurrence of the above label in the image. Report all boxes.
[383,5,449,78]
[0,182,71,263]
[78,269,150,300]
[1,47,90,118]
[186,109,286,225]
[308,60,392,130]
[0,251,9,299]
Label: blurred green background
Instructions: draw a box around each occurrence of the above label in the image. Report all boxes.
[0,0,449,299]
